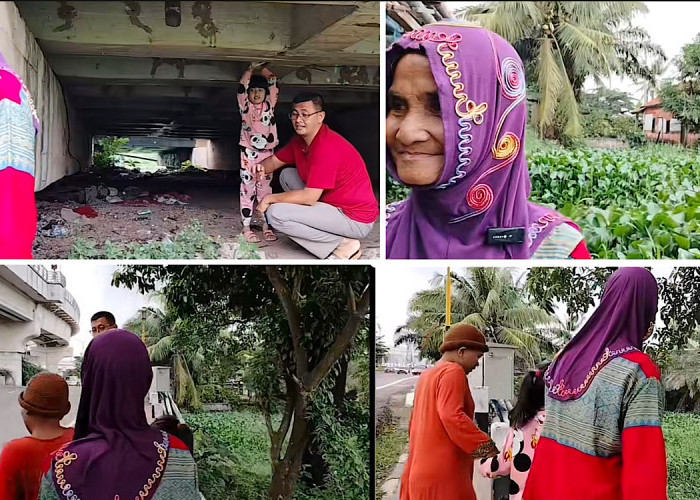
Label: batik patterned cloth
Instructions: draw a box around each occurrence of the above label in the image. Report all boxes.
[524,352,667,500]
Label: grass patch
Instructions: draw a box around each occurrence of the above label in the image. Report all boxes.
[665,412,700,500]
[375,427,409,494]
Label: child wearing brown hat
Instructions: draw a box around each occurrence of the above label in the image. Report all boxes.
[400,324,499,500]
[0,372,74,500]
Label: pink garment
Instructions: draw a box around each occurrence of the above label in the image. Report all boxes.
[239,148,273,225]
[237,68,279,151]
[479,410,546,500]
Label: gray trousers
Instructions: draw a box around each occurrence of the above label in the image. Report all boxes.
[265,168,374,259]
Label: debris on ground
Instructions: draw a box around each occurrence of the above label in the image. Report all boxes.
[32,169,380,259]
[106,196,124,204]
[74,206,99,218]
[60,208,84,224]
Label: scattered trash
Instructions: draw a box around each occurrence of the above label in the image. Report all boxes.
[106,196,123,204]
[97,185,110,199]
[156,195,187,205]
[108,187,119,197]
[137,210,152,220]
[84,186,98,204]
[60,208,84,224]
[74,206,99,218]
[40,224,69,238]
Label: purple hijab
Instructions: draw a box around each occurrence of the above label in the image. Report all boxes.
[50,330,169,499]
[545,268,659,401]
[386,22,573,259]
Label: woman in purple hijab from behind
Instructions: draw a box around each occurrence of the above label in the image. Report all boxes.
[37,330,200,500]
[525,268,668,500]
[385,22,591,259]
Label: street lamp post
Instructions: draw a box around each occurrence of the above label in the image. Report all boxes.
[445,267,451,343]
[141,308,148,344]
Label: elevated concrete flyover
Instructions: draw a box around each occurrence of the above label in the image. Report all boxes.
[0,265,80,384]
[9,1,379,182]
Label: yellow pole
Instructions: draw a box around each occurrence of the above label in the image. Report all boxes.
[445,267,452,343]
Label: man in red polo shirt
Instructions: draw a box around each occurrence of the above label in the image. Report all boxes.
[256,92,378,259]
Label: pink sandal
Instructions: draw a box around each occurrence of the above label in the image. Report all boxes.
[242,228,261,243]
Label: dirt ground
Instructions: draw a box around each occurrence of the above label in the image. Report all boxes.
[33,169,380,260]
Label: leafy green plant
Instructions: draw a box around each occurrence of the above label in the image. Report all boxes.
[528,144,700,259]
[70,222,220,259]
[92,137,130,171]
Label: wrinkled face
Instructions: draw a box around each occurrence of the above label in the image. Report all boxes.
[387,53,445,186]
[91,317,116,337]
[457,347,483,374]
[291,101,324,138]
[248,87,266,104]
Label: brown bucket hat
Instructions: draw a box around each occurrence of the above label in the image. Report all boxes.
[439,324,489,354]
[19,372,71,418]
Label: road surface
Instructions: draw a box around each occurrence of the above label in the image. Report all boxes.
[375,371,419,409]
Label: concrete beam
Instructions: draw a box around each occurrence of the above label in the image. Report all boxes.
[284,2,379,58]
[16,1,378,65]
[288,4,356,49]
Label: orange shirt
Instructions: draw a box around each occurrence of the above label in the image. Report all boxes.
[0,429,74,500]
[400,362,496,500]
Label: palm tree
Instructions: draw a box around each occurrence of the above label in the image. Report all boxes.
[457,2,665,139]
[124,306,203,410]
[396,268,560,365]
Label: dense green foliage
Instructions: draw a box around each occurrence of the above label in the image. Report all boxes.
[21,358,43,386]
[528,145,700,259]
[665,412,700,500]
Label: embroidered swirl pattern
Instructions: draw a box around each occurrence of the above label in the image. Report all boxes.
[138,432,169,499]
[448,34,526,221]
[54,450,79,500]
[527,213,561,246]
[52,432,170,500]
[545,346,639,398]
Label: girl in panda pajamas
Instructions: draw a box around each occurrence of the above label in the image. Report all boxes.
[237,63,279,242]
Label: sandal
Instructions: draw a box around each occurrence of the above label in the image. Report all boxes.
[262,228,278,242]
[242,228,261,243]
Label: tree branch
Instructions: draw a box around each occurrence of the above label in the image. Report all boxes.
[306,286,371,391]
[265,266,310,379]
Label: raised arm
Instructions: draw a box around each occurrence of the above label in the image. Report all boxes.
[237,66,253,110]
[262,66,279,108]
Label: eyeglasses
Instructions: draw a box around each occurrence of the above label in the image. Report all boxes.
[90,324,114,334]
[288,110,322,121]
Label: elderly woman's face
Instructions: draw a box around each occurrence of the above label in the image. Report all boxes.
[386,54,445,186]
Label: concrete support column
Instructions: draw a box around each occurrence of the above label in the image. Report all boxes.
[28,345,73,374]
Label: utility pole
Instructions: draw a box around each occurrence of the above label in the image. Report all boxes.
[445,267,451,343]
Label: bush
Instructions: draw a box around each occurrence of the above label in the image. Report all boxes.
[22,358,43,386]
[665,412,700,500]
[198,384,243,406]
[92,137,129,171]
[185,411,274,500]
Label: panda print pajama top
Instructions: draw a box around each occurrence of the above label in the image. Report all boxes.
[237,68,279,226]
